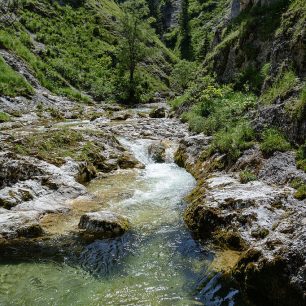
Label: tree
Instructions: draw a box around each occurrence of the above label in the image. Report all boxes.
[197,32,210,61]
[116,0,152,103]
[179,0,192,60]
[170,60,197,93]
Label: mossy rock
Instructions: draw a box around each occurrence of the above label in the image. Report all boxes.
[294,184,306,200]
[214,229,247,251]
[184,202,226,239]
[233,251,304,306]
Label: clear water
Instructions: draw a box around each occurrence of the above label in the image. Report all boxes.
[0,139,241,306]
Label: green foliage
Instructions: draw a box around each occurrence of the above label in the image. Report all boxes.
[0,0,172,103]
[116,0,154,104]
[0,28,89,102]
[0,55,33,97]
[179,0,192,59]
[0,111,11,122]
[170,93,189,110]
[260,128,291,156]
[260,70,298,105]
[287,84,306,120]
[296,142,306,172]
[235,65,265,93]
[239,170,257,184]
[169,60,197,93]
[171,72,258,164]
[275,0,306,44]
[188,0,227,60]
[180,82,257,136]
[294,184,306,200]
[211,121,255,163]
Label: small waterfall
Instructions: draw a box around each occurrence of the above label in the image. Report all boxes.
[118,137,153,165]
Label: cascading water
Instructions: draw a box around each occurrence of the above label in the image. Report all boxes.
[0,138,242,305]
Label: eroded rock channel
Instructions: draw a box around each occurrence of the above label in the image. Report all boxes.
[0,104,239,305]
[0,103,305,305]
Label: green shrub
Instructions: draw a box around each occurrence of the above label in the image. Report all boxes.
[185,113,207,133]
[239,170,257,183]
[171,94,189,110]
[211,121,255,163]
[296,142,306,172]
[294,184,306,200]
[0,56,33,97]
[260,70,298,105]
[179,82,256,136]
[260,128,291,155]
[0,112,11,123]
[170,60,197,93]
[288,84,306,120]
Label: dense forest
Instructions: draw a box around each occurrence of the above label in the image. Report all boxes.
[0,0,305,305]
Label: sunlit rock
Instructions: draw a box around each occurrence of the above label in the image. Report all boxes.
[78,211,130,240]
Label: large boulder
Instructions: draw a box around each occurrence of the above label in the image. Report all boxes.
[0,211,43,239]
[78,211,129,240]
[148,142,167,163]
[149,107,166,118]
[184,172,306,305]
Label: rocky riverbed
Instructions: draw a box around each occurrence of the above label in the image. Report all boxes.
[0,98,190,243]
[0,85,305,305]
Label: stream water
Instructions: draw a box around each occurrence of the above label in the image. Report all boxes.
[0,138,241,305]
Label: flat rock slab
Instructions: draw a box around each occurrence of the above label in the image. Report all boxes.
[78,211,130,240]
[0,211,43,239]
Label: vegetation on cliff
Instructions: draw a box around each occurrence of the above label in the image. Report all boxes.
[171,0,305,166]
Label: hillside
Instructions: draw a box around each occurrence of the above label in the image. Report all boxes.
[0,0,176,104]
[0,0,305,305]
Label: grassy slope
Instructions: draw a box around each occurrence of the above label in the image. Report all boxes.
[171,0,305,167]
[0,0,175,102]
[0,55,34,97]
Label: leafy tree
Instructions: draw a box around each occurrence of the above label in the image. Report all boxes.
[116,0,152,103]
[170,60,197,93]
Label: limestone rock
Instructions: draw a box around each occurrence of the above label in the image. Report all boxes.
[110,111,131,121]
[0,211,43,239]
[148,142,167,163]
[78,211,129,240]
[149,107,166,118]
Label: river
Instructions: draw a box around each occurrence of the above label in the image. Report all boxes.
[0,136,242,305]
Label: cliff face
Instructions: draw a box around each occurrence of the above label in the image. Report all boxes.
[231,0,280,18]
[182,0,305,145]
[210,0,305,86]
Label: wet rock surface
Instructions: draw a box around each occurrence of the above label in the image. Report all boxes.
[148,141,167,163]
[78,211,130,240]
[177,134,306,305]
[0,90,189,245]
